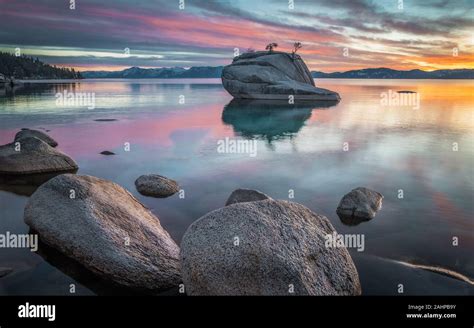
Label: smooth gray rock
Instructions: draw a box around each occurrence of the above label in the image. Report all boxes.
[221,51,340,101]
[135,174,179,198]
[180,199,361,295]
[15,129,58,147]
[225,188,271,206]
[336,187,383,224]
[24,174,181,292]
[0,137,78,175]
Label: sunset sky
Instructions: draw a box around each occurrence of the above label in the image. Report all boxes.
[0,0,473,72]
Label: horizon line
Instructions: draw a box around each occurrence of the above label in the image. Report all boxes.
[79,65,474,74]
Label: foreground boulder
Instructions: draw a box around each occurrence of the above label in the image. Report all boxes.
[225,188,271,206]
[135,174,179,198]
[181,199,361,295]
[15,128,58,147]
[0,137,77,175]
[24,174,181,292]
[336,187,383,224]
[221,51,340,101]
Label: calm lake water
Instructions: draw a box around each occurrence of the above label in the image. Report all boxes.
[0,79,473,295]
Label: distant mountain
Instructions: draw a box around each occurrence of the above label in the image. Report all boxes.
[311,67,474,79]
[82,66,224,79]
[0,52,81,80]
[82,66,473,79]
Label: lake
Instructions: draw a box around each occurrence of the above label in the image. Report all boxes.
[0,79,473,295]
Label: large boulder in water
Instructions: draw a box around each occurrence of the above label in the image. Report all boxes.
[336,187,383,225]
[15,128,58,147]
[24,174,181,292]
[221,51,340,101]
[225,188,271,206]
[180,199,361,295]
[135,174,179,198]
[0,137,77,175]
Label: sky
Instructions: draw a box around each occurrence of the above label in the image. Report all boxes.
[0,0,473,72]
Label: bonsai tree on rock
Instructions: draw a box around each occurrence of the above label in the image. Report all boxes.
[265,43,278,53]
[292,42,302,59]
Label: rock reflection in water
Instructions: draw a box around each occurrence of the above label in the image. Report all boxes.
[0,170,77,197]
[222,99,339,142]
[337,213,372,226]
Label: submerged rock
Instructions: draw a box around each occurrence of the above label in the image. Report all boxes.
[0,137,77,175]
[135,174,179,198]
[15,128,58,147]
[24,174,181,292]
[221,51,340,101]
[100,150,116,155]
[225,188,271,206]
[336,187,383,224]
[180,199,361,295]
[0,267,13,278]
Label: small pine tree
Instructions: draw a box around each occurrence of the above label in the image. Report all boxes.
[265,43,278,52]
[292,42,302,59]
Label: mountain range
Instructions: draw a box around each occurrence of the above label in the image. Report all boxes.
[311,67,474,79]
[81,66,224,79]
[81,66,474,79]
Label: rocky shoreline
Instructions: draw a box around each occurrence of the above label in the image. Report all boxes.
[0,129,388,295]
[13,129,471,296]
[23,174,365,295]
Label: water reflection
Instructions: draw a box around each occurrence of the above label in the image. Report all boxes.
[222,99,339,142]
[337,213,372,226]
[0,170,77,197]
[0,79,472,295]
[0,82,56,97]
[0,81,228,115]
